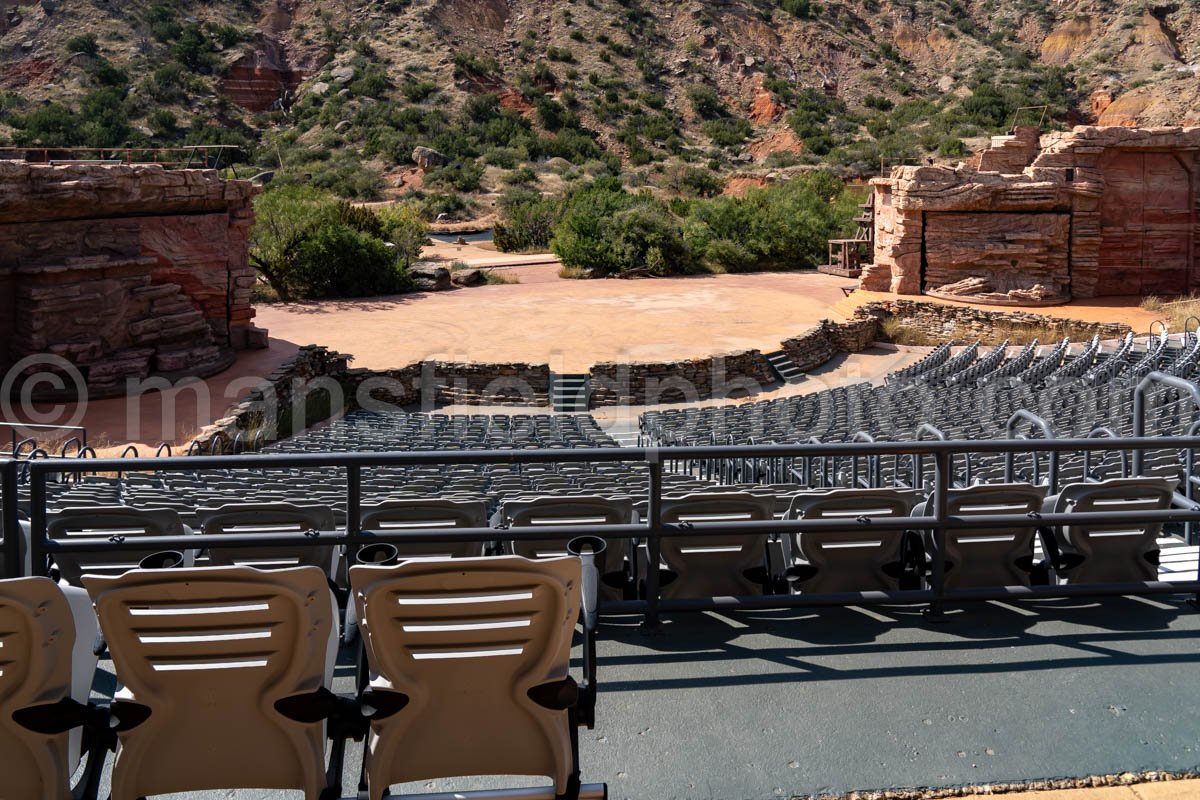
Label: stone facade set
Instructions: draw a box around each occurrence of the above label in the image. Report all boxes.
[864,126,1200,306]
[854,299,1133,343]
[0,163,266,397]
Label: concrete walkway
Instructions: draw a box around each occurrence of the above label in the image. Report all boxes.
[959,780,1199,799]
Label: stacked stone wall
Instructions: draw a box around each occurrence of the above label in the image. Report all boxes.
[855,299,1132,343]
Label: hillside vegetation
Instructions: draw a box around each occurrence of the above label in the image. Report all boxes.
[1,0,1197,206]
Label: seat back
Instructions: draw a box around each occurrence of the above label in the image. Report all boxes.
[47,507,192,585]
[350,556,580,797]
[0,577,86,800]
[788,489,920,593]
[658,494,774,598]
[83,566,336,799]
[198,503,337,576]
[502,495,633,554]
[1053,477,1177,583]
[918,484,1047,589]
[359,499,488,559]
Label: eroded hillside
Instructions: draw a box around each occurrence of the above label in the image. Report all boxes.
[1,0,1198,201]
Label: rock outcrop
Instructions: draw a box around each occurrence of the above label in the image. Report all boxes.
[0,163,265,398]
[863,126,1200,304]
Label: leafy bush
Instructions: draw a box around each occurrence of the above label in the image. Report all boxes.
[703,117,752,147]
[425,161,485,192]
[494,190,562,252]
[682,172,854,271]
[66,33,100,57]
[249,186,425,301]
[551,180,692,276]
[687,85,726,119]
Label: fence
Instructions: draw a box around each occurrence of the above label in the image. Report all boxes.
[5,435,1199,627]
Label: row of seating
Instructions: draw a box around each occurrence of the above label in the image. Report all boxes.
[26,476,1178,607]
[1,555,603,800]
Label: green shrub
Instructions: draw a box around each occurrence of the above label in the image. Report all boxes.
[425,161,485,192]
[66,33,100,57]
[249,186,424,301]
[551,180,692,276]
[703,117,752,147]
[494,190,562,252]
[687,85,726,119]
[291,225,408,299]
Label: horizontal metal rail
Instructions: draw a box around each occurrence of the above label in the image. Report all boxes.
[6,435,1200,624]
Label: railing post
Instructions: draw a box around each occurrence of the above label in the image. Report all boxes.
[2,460,21,577]
[1135,371,1200,475]
[29,466,46,578]
[643,454,663,632]
[926,450,951,622]
[346,464,362,563]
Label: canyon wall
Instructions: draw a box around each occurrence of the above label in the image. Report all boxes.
[863,126,1200,305]
[0,163,265,397]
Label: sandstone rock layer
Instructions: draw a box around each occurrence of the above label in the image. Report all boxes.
[863,126,1200,305]
[0,163,263,397]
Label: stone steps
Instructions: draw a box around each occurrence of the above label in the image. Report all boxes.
[764,351,804,384]
[551,373,590,412]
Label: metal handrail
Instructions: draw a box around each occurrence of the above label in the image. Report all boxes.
[1133,371,1200,473]
[1083,427,1129,479]
[7,435,1200,622]
[1004,410,1059,491]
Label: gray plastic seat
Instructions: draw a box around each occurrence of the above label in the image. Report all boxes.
[1045,477,1178,583]
[197,503,338,578]
[787,489,921,593]
[658,493,776,598]
[915,483,1048,589]
[46,507,197,586]
[499,495,635,598]
[359,499,489,559]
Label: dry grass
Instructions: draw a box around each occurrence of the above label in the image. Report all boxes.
[558,265,590,279]
[1140,294,1200,332]
[483,270,519,285]
[879,318,942,346]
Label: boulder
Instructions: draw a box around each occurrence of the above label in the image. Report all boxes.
[451,268,486,287]
[410,265,452,292]
[412,146,450,171]
[330,65,356,84]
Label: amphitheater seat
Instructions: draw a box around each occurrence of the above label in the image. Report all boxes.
[350,555,602,800]
[0,577,103,800]
[658,493,777,598]
[47,507,198,585]
[499,495,635,598]
[915,483,1048,589]
[360,498,490,559]
[1043,477,1178,583]
[83,565,339,800]
[197,502,339,578]
[786,489,922,593]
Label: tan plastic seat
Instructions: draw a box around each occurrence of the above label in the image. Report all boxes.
[787,489,921,593]
[0,577,100,800]
[47,507,197,586]
[658,493,776,598]
[197,503,338,578]
[350,555,585,800]
[360,498,489,559]
[83,565,338,800]
[1046,477,1178,583]
[915,483,1048,589]
[500,495,634,598]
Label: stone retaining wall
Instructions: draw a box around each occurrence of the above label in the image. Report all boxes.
[855,299,1132,343]
[589,349,776,407]
[191,321,883,447]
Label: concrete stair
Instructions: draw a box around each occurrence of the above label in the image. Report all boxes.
[551,373,590,412]
[764,351,804,384]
